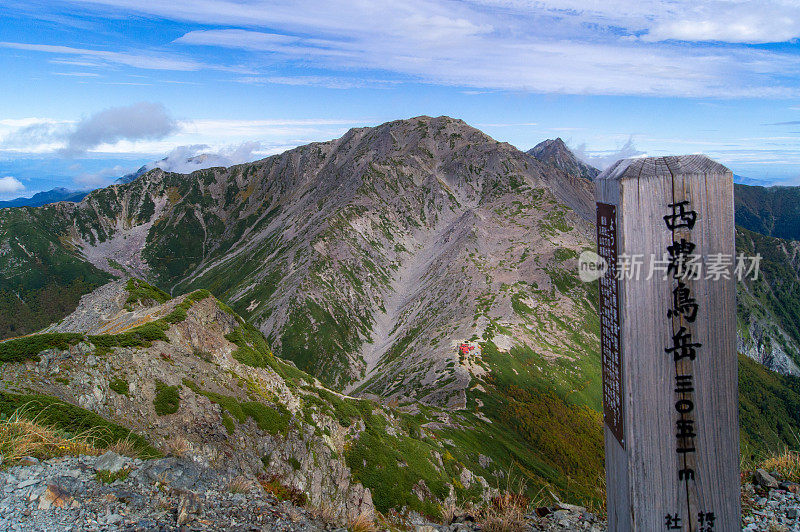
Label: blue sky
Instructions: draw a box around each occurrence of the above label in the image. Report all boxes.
[1,0,800,198]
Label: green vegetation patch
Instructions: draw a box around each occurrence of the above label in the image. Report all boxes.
[153,380,180,416]
[224,321,313,385]
[279,298,366,388]
[182,380,290,435]
[88,322,169,350]
[124,278,170,309]
[96,467,131,484]
[0,333,84,363]
[739,354,800,457]
[162,289,211,324]
[0,208,113,341]
[553,248,578,262]
[303,388,365,428]
[222,412,235,434]
[344,405,453,518]
[0,391,159,458]
[225,321,273,367]
[109,377,129,396]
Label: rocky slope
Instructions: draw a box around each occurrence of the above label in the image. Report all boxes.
[735,228,800,376]
[3,453,799,531]
[1,279,539,520]
[0,281,376,519]
[0,453,331,531]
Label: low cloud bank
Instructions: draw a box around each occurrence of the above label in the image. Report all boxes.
[572,137,646,170]
[147,142,263,173]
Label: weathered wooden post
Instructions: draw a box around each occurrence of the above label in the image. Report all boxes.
[595,155,740,531]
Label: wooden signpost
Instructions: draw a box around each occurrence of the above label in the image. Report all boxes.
[595,155,740,531]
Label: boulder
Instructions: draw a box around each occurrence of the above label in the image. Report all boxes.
[37,484,73,510]
[95,452,128,474]
[176,490,202,526]
[754,469,779,490]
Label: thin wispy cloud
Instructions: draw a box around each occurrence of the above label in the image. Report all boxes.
[52,72,101,77]
[75,164,127,187]
[34,0,800,97]
[236,75,376,89]
[0,42,205,71]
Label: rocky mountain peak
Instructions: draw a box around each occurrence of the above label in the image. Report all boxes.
[528,137,600,182]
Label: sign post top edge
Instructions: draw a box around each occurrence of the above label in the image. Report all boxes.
[595,155,732,183]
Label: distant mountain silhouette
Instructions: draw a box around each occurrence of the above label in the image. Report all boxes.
[0,187,88,208]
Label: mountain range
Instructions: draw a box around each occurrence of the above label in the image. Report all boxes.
[0,187,89,209]
[1,116,799,516]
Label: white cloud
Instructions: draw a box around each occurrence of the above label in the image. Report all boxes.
[62,102,179,156]
[641,5,800,43]
[0,120,71,153]
[572,137,647,170]
[0,176,25,196]
[235,75,388,89]
[164,9,800,97]
[73,141,271,190]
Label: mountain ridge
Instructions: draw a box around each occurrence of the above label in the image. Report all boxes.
[2,116,596,408]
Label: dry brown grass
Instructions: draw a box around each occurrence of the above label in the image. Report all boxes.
[258,474,308,506]
[0,410,102,465]
[347,511,377,532]
[103,435,139,457]
[227,475,254,494]
[163,434,190,457]
[439,501,462,524]
[760,448,800,483]
[478,471,532,532]
[584,473,607,519]
[308,501,339,525]
[479,492,529,532]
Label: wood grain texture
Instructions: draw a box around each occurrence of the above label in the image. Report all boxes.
[596,155,740,531]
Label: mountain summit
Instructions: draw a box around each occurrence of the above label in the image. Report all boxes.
[528,138,600,181]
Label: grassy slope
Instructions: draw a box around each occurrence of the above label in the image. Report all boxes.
[0,208,112,340]
[0,391,159,459]
[736,227,800,367]
[739,354,800,459]
[735,183,800,241]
